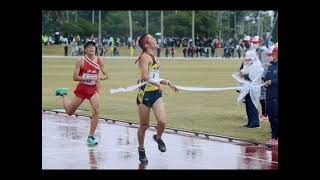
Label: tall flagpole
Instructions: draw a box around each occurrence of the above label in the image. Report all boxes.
[192,11,195,46]
[92,10,95,24]
[146,10,149,33]
[234,11,237,40]
[161,10,164,47]
[98,11,101,55]
[129,10,133,47]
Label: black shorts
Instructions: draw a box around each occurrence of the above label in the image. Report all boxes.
[136,89,162,107]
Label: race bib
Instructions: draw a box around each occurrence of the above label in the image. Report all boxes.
[150,70,160,81]
[81,73,97,85]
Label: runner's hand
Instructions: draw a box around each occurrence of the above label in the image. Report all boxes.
[168,82,179,92]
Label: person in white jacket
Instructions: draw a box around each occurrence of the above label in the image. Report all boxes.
[239,50,264,128]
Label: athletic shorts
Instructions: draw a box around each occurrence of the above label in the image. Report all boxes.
[74,83,98,100]
[136,86,162,107]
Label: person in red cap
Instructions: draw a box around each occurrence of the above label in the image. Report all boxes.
[264,46,278,145]
[55,41,109,145]
[135,34,179,163]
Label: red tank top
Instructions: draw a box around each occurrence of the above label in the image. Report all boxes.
[79,56,101,85]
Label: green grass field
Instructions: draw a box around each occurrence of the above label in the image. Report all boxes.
[42,58,271,143]
[42,45,227,57]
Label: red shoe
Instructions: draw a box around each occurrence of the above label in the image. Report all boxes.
[267,139,278,145]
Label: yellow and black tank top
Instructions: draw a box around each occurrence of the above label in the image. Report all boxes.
[137,53,160,92]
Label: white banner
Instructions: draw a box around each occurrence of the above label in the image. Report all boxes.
[110,74,266,95]
[110,81,148,94]
[175,86,242,92]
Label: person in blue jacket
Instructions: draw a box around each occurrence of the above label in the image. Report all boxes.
[264,46,278,145]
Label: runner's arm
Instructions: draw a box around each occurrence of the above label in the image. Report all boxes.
[98,60,109,80]
[160,79,179,92]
